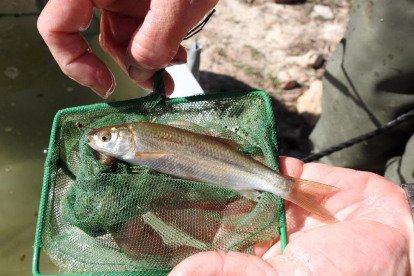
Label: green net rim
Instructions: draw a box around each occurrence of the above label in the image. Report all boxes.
[32,90,287,276]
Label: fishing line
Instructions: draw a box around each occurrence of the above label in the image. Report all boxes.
[301,109,414,163]
[153,9,216,97]
[184,9,216,40]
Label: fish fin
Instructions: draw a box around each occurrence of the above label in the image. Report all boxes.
[165,120,241,149]
[134,152,174,161]
[291,178,340,197]
[284,178,339,222]
[95,151,112,166]
[203,135,242,149]
[166,120,198,127]
[151,117,158,123]
[239,190,262,202]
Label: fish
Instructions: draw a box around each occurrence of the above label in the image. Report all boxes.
[86,122,339,221]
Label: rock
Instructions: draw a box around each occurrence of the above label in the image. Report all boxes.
[305,51,325,69]
[287,66,309,84]
[322,23,345,43]
[288,50,325,69]
[310,5,334,21]
[296,80,323,125]
[278,70,302,90]
[284,80,301,90]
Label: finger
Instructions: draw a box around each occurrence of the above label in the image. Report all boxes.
[279,157,333,231]
[101,0,151,18]
[126,0,218,83]
[101,12,189,69]
[278,156,304,177]
[168,251,276,276]
[100,10,178,95]
[100,10,140,73]
[168,46,188,67]
[38,0,116,98]
[253,238,275,257]
[265,220,411,276]
[133,70,175,96]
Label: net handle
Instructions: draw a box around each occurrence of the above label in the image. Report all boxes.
[278,198,288,253]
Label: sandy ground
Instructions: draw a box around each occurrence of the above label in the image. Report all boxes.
[183,0,352,158]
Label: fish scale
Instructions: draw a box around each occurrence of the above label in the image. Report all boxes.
[129,123,284,194]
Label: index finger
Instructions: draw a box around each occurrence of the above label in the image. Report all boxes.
[125,0,218,84]
[37,0,115,98]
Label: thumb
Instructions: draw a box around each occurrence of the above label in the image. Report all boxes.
[168,251,277,276]
[126,0,218,83]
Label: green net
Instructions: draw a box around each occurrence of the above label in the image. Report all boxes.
[36,91,284,275]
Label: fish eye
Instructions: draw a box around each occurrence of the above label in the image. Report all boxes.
[99,131,111,142]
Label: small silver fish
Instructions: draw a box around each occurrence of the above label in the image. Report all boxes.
[86,122,339,220]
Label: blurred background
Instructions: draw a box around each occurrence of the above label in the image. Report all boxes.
[0,0,350,275]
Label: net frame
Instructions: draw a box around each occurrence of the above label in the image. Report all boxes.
[32,90,288,276]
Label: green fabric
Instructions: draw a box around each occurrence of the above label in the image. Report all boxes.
[37,91,285,275]
[309,0,414,175]
[0,3,148,276]
[384,134,414,184]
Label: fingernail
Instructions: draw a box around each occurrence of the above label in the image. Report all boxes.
[91,72,116,99]
[128,65,154,82]
[168,59,187,66]
[91,87,112,99]
[104,73,116,99]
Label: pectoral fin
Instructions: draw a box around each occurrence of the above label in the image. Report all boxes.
[239,190,262,202]
[134,152,174,161]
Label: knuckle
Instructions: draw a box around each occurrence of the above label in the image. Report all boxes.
[37,15,48,37]
[129,37,175,69]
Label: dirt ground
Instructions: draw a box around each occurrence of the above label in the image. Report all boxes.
[183,0,352,159]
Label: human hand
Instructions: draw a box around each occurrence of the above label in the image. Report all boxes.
[168,157,414,276]
[37,0,218,98]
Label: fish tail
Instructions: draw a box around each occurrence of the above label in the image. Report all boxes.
[283,178,340,221]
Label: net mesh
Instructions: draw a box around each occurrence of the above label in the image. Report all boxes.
[38,91,284,275]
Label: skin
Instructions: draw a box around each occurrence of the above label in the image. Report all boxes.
[37,0,219,98]
[168,157,414,276]
[40,3,414,274]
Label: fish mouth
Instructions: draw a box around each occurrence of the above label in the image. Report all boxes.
[87,140,100,151]
[87,132,99,151]
[87,141,96,149]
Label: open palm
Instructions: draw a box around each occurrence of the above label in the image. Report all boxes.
[168,157,414,276]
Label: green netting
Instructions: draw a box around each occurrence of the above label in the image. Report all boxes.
[35,91,285,275]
